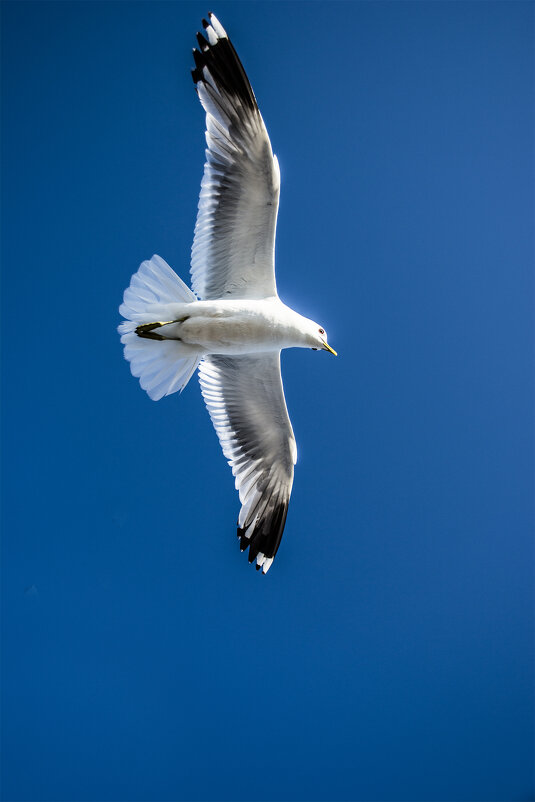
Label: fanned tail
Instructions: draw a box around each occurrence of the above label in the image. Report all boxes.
[118,255,202,401]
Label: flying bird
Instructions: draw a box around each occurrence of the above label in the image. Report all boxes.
[118,13,337,573]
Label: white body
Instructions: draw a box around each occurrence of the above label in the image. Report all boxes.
[144,298,318,355]
[118,15,337,574]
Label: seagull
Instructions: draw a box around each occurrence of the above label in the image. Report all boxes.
[118,13,337,574]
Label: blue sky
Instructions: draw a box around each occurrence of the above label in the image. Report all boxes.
[2,2,533,800]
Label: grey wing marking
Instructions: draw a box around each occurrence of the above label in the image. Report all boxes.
[199,352,296,572]
[191,15,281,301]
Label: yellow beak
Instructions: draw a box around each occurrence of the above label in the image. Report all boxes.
[322,340,338,356]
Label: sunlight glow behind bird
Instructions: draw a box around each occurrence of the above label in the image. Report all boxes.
[118,13,336,573]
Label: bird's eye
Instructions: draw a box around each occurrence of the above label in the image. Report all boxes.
[319,328,325,336]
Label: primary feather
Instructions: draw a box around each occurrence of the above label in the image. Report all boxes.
[118,14,336,574]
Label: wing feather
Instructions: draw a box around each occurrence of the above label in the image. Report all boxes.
[199,352,296,572]
[191,14,280,301]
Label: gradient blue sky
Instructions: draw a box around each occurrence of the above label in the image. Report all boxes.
[2,2,534,800]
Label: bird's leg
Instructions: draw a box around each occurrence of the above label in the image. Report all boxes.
[135,321,173,340]
[135,318,189,341]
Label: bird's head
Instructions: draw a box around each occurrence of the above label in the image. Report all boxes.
[309,321,337,355]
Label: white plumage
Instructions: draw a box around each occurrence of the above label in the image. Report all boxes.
[118,14,336,573]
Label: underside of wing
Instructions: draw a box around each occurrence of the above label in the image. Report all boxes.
[199,352,297,573]
[191,14,281,301]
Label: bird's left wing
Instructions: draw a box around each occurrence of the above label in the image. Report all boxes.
[190,14,281,301]
[199,352,296,573]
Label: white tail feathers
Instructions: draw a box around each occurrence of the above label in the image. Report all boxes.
[118,255,202,401]
[119,254,197,319]
[119,325,201,401]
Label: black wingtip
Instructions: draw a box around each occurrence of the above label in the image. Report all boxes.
[190,15,258,112]
[236,501,289,571]
[196,31,208,50]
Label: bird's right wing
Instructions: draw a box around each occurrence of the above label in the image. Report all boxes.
[190,14,281,301]
[199,352,296,573]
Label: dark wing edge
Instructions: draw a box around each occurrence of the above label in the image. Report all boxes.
[192,14,257,113]
[190,14,280,301]
[199,353,297,574]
